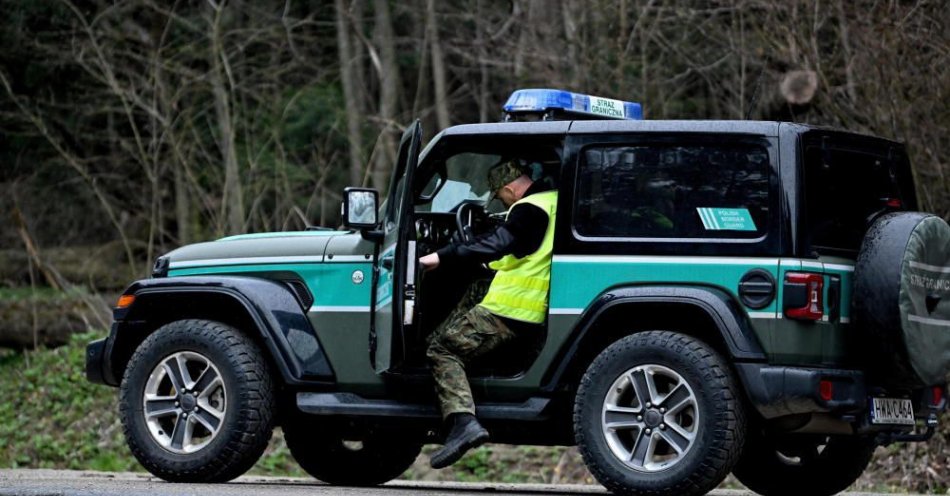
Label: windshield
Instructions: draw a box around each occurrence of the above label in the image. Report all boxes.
[413,134,565,214]
[417,152,502,213]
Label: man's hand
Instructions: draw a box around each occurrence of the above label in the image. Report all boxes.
[419,252,440,271]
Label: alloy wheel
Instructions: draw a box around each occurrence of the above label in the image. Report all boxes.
[142,351,227,454]
[601,364,699,472]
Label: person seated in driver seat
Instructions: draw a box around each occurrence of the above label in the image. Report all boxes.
[418,159,557,469]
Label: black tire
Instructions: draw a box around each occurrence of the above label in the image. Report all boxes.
[853,212,950,387]
[119,319,275,482]
[574,331,746,496]
[732,431,876,496]
[283,421,422,485]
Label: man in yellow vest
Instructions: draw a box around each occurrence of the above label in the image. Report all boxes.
[419,160,558,469]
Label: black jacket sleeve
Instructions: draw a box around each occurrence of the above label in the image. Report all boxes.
[436,202,548,270]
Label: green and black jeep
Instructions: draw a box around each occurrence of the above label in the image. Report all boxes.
[87,89,950,496]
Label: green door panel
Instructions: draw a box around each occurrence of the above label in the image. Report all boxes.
[541,255,779,365]
[548,255,780,314]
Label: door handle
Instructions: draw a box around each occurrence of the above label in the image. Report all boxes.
[381,255,394,270]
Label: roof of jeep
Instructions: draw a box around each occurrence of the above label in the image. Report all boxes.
[419,121,902,163]
[439,120,784,137]
[436,120,899,144]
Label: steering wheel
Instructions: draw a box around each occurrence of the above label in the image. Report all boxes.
[455,202,486,243]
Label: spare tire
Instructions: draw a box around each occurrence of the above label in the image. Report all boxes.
[853,212,950,387]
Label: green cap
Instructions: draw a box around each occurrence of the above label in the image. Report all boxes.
[487,159,525,194]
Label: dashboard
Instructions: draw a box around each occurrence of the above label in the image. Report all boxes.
[414,209,504,255]
[414,213,457,253]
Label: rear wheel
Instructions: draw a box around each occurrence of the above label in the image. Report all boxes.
[574,331,746,496]
[283,421,422,485]
[119,319,275,482]
[732,431,876,496]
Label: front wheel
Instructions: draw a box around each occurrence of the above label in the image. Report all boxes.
[574,331,746,496]
[732,432,876,496]
[119,319,275,482]
[284,421,422,485]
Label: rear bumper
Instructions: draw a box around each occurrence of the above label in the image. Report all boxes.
[736,364,867,419]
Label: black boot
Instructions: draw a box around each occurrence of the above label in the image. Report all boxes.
[429,413,489,469]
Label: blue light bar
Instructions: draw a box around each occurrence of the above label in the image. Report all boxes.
[503,89,643,120]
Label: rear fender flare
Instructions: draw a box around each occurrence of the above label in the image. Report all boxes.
[543,285,766,391]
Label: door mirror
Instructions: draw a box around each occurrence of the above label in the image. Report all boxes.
[342,187,379,229]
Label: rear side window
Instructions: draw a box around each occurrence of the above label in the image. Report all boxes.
[803,136,913,254]
[574,142,770,239]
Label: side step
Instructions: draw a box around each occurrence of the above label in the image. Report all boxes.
[297,392,550,421]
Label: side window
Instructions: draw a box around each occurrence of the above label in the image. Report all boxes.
[574,142,770,239]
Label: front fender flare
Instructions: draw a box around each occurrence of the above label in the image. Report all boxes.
[111,276,334,386]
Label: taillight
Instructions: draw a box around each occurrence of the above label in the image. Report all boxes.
[932,386,944,407]
[784,272,824,320]
[819,380,834,401]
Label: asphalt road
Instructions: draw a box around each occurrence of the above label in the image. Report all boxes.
[0,470,924,496]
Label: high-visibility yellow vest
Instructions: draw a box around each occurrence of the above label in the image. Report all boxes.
[479,190,558,324]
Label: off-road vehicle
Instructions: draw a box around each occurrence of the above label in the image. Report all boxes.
[87,89,950,495]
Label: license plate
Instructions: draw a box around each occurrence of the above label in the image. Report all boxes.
[870,397,916,425]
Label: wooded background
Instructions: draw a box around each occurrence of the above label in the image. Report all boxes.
[1,1,949,489]
[1,0,947,283]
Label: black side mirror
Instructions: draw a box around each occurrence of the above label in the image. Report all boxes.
[342,187,380,230]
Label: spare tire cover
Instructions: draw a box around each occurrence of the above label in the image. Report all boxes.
[853,212,950,387]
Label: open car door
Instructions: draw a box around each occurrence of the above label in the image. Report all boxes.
[371,120,422,373]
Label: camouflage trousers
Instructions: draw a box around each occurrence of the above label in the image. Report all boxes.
[426,282,515,418]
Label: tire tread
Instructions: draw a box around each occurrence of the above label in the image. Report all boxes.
[119,319,275,483]
[574,331,746,496]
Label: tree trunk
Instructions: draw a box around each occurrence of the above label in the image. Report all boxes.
[562,0,581,89]
[475,0,490,123]
[372,0,400,191]
[173,164,190,244]
[337,0,365,187]
[514,0,531,81]
[779,69,818,105]
[836,0,857,103]
[410,0,430,118]
[351,0,367,115]
[210,4,244,235]
[0,294,104,350]
[426,0,450,130]
[150,16,191,245]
